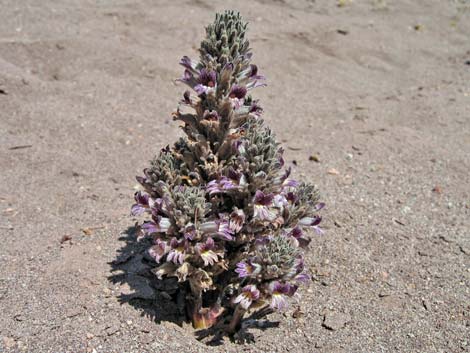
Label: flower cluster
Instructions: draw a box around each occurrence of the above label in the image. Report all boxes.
[131,11,323,333]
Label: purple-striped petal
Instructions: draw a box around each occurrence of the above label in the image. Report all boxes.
[229,84,247,99]
[233,285,260,310]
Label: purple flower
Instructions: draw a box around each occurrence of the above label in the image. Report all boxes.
[294,272,311,284]
[244,52,253,60]
[199,68,217,86]
[289,226,303,239]
[178,69,198,89]
[239,64,265,82]
[278,154,285,168]
[229,85,247,99]
[249,64,266,80]
[229,209,245,233]
[312,225,324,235]
[254,234,272,247]
[285,226,307,247]
[206,180,222,195]
[196,237,221,266]
[233,139,246,154]
[136,175,147,186]
[167,238,187,264]
[183,223,196,240]
[141,214,171,234]
[131,191,151,216]
[206,177,237,195]
[206,170,246,195]
[233,285,260,310]
[283,178,299,188]
[246,78,267,90]
[194,68,217,95]
[286,192,298,204]
[253,190,276,221]
[299,216,321,227]
[273,194,288,209]
[227,168,247,186]
[249,101,263,117]
[287,257,305,277]
[235,261,261,278]
[203,110,220,121]
[269,281,298,311]
[215,218,234,240]
[221,62,234,75]
[200,217,234,241]
[194,84,207,95]
[254,190,274,206]
[299,216,324,235]
[148,239,169,263]
[229,84,247,109]
[179,55,198,73]
[273,167,291,186]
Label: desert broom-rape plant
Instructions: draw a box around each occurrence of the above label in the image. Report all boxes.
[131,10,324,334]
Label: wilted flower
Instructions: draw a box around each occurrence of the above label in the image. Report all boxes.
[130,10,324,334]
[148,238,169,263]
[202,110,220,121]
[192,304,224,330]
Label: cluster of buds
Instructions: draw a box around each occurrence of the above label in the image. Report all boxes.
[132,11,324,333]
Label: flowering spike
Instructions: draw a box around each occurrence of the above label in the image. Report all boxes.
[130,10,323,334]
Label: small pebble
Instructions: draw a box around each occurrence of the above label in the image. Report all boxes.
[327,168,340,175]
[309,155,320,162]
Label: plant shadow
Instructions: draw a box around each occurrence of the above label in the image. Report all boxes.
[108,226,187,326]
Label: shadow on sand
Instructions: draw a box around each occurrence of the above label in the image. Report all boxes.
[108,226,187,326]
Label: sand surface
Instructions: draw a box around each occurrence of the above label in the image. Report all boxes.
[0,0,469,352]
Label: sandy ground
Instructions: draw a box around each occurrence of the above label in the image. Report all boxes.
[0,0,469,352]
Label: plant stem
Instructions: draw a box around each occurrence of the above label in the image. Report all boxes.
[227,304,246,334]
